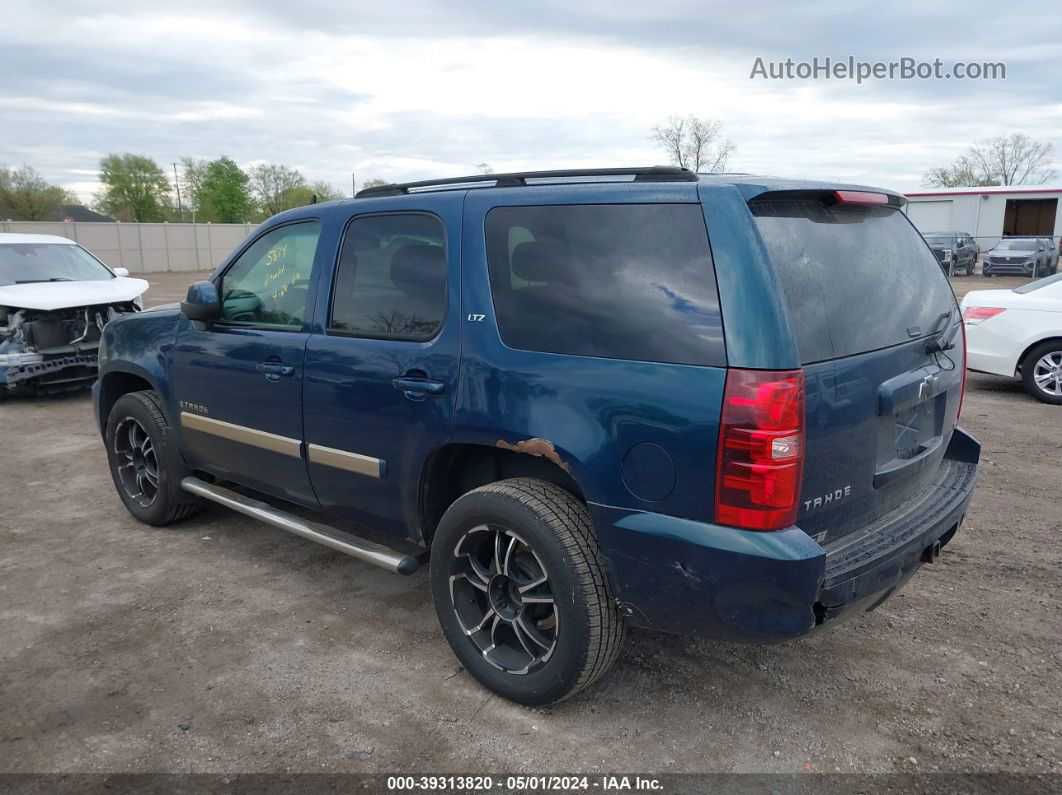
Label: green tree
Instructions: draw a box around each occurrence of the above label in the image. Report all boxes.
[196,156,251,222]
[361,177,389,190]
[0,165,72,221]
[247,163,306,216]
[95,153,171,221]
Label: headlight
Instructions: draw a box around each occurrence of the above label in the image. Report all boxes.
[0,352,44,366]
[133,295,144,310]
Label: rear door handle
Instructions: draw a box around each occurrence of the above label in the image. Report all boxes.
[257,362,295,381]
[392,377,446,397]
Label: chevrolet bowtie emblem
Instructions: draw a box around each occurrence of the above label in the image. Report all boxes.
[918,374,939,401]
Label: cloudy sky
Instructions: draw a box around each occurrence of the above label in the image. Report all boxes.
[2,0,1060,202]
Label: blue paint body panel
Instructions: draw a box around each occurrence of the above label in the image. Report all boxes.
[93,174,980,643]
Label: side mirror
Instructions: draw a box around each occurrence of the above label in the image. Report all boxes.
[112,266,130,277]
[180,281,221,322]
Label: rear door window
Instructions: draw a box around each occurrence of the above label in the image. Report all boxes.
[484,204,725,367]
[750,197,956,364]
[329,213,447,341]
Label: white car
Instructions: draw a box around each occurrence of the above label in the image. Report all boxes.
[0,233,148,395]
[961,273,1062,404]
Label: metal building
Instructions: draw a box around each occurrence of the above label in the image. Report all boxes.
[903,185,1062,250]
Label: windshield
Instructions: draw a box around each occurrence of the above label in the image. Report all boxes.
[925,236,955,246]
[995,239,1036,251]
[0,243,114,286]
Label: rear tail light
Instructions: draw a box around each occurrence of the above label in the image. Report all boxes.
[958,317,968,420]
[716,369,805,532]
[962,306,1005,325]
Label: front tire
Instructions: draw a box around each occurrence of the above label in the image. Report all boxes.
[105,391,203,525]
[430,478,625,705]
[1021,342,1062,405]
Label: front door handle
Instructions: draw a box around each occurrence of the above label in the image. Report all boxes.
[392,377,446,397]
[257,362,295,381]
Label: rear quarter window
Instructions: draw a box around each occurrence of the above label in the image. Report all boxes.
[750,197,956,364]
[484,203,725,367]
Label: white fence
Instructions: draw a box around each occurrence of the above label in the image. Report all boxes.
[0,220,259,273]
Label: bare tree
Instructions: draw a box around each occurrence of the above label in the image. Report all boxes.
[178,157,209,213]
[922,156,996,189]
[247,163,307,215]
[923,133,1056,187]
[650,115,735,172]
[476,162,494,174]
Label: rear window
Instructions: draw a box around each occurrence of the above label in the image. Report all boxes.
[750,197,956,364]
[484,204,725,366]
[1014,273,1062,294]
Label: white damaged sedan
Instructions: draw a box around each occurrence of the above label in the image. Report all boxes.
[0,233,148,395]
[961,273,1062,404]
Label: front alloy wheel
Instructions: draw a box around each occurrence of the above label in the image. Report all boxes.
[113,416,159,508]
[104,390,203,525]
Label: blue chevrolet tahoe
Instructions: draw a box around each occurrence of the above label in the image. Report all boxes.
[93,167,980,705]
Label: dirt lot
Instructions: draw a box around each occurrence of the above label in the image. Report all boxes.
[1,270,1060,775]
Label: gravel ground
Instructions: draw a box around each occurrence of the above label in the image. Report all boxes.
[1,270,1059,775]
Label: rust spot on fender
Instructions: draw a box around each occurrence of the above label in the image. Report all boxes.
[496,437,571,472]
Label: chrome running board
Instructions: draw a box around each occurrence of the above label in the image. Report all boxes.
[180,476,419,575]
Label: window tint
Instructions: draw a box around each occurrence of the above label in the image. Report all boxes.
[330,213,447,341]
[751,198,956,364]
[485,204,724,366]
[219,221,321,328]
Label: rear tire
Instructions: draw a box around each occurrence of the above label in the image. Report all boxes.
[430,478,625,705]
[105,390,203,525]
[1020,341,1062,405]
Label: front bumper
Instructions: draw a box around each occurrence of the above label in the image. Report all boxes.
[0,353,99,392]
[983,259,1034,275]
[590,428,980,643]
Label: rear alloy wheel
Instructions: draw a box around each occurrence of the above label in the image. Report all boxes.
[430,478,625,705]
[1021,342,1062,405]
[449,524,559,674]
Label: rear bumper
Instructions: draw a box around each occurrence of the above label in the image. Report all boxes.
[591,427,980,643]
[965,348,1017,378]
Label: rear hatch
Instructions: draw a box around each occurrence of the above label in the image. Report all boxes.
[750,192,963,546]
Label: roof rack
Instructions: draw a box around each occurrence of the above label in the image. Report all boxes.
[355,166,698,198]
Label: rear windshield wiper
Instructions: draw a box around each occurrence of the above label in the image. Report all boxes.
[925,309,959,353]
